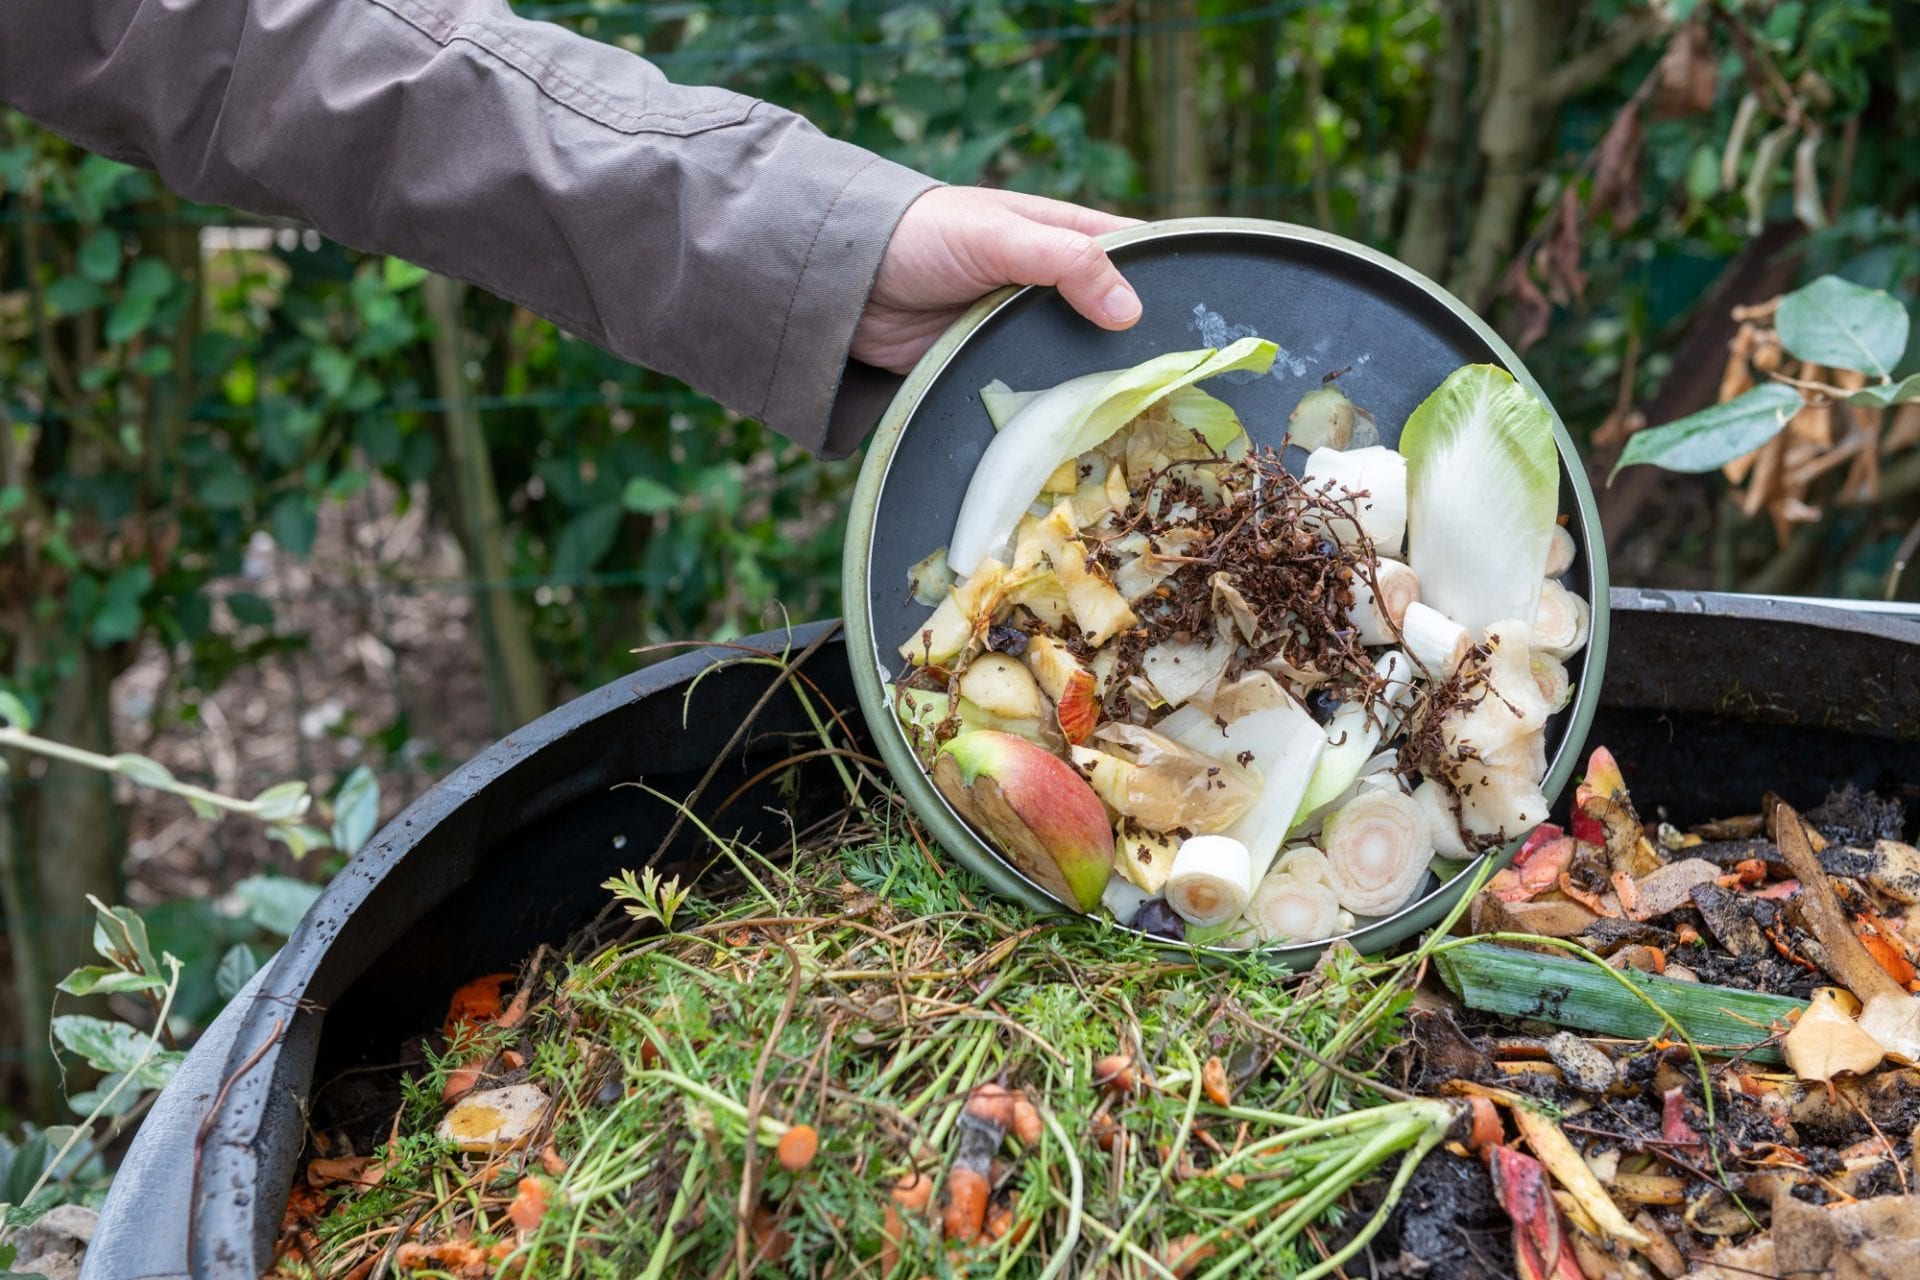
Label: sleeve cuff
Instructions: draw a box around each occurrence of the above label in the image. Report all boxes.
[751,131,938,455]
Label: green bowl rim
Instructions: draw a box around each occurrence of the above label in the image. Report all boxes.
[842,216,1611,966]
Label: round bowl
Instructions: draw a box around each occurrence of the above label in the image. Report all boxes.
[843,217,1610,963]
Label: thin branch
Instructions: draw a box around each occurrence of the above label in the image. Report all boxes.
[1535,10,1662,105]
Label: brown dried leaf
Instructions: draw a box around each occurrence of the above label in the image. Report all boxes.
[1589,106,1645,226]
[1783,987,1884,1083]
[1503,262,1553,354]
[1537,188,1589,307]
[1654,22,1718,119]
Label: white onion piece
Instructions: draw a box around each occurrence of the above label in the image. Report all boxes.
[1534,580,1590,659]
[1412,779,1471,858]
[1166,835,1255,926]
[1274,846,1335,888]
[1346,560,1420,646]
[1247,871,1344,944]
[1545,522,1577,577]
[1300,446,1408,556]
[1400,601,1471,678]
[1288,387,1356,452]
[1323,789,1436,916]
[1531,652,1571,712]
[1140,632,1234,710]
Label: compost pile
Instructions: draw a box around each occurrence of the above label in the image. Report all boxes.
[266,745,1920,1280]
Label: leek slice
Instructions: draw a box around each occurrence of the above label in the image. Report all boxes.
[948,338,1278,576]
[1293,651,1416,827]
[1399,365,1559,635]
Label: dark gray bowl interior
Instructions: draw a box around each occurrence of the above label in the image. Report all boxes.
[863,226,1602,930]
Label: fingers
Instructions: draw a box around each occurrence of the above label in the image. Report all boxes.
[981,218,1142,330]
[978,188,1142,238]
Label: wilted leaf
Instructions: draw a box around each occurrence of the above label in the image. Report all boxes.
[1791,132,1825,229]
[1502,263,1552,354]
[1743,124,1793,234]
[1654,22,1717,118]
[88,897,157,977]
[233,875,322,936]
[1776,275,1909,377]
[1533,189,1588,312]
[1589,106,1644,226]
[1783,988,1884,1082]
[1612,384,1802,478]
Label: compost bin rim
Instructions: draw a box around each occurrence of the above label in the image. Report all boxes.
[81,593,1920,1279]
[176,621,843,1279]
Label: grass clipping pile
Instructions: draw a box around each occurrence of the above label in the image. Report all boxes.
[268,745,1920,1280]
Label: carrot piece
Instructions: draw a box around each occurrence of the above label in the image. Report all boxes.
[507,1177,548,1231]
[1860,928,1917,987]
[1162,1233,1219,1278]
[964,1082,1016,1130]
[879,1173,932,1275]
[1092,1053,1136,1094]
[1200,1056,1231,1107]
[441,973,514,1039]
[776,1124,819,1173]
[943,1166,991,1244]
[1010,1093,1043,1146]
[1463,1095,1503,1154]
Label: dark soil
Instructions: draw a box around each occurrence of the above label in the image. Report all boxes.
[1358,1148,1508,1280]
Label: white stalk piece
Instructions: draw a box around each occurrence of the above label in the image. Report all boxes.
[1288,386,1356,451]
[1101,875,1150,926]
[1166,834,1256,926]
[1533,580,1590,659]
[1412,779,1471,858]
[1323,788,1436,916]
[1545,523,1577,577]
[1399,601,1471,677]
[1162,674,1327,886]
[1294,650,1417,825]
[1530,653,1571,712]
[1274,846,1336,888]
[1346,560,1420,646]
[1300,446,1408,555]
[1246,868,1345,944]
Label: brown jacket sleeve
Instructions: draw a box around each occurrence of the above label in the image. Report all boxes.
[0,0,938,456]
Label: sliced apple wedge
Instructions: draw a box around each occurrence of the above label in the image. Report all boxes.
[934,731,1114,912]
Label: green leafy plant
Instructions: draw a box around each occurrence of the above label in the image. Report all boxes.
[1615,274,1917,477]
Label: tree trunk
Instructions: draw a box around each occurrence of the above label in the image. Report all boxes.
[422,274,547,734]
[1450,0,1565,306]
[2,646,122,1121]
[1398,0,1474,280]
[1148,0,1209,219]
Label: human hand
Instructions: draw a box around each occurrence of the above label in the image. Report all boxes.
[853,186,1143,374]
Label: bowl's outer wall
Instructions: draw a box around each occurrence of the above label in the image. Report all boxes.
[86,595,1920,1279]
[844,218,1609,949]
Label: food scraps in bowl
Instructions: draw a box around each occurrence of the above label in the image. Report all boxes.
[889,338,1590,948]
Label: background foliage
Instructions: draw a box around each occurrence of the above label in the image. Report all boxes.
[1,0,1916,1144]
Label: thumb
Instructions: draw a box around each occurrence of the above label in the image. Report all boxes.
[982,219,1142,330]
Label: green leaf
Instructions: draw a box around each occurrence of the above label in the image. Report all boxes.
[88,564,152,647]
[310,347,356,400]
[621,476,681,515]
[383,257,431,290]
[215,944,262,1001]
[271,493,318,556]
[77,228,122,284]
[43,274,105,317]
[552,504,623,578]
[1847,372,1920,408]
[111,753,176,790]
[1775,275,1910,377]
[103,292,157,345]
[56,966,166,998]
[0,691,33,731]
[249,781,311,823]
[1611,384,1803,477]
[1399,364,1560,634]
[329,765,380,857]
[266,823,331,860]
[232,875,322,936]
[122,259,175,303]
[89,899,158,976]
[226,592,275,628]
[50,1016,150,1075]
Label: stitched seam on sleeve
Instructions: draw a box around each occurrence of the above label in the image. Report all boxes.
[760,155,881,421]
[371,0,754,134]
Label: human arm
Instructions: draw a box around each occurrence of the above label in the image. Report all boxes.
[0,0,1141,457]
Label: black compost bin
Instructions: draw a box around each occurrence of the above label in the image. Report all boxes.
[84,593,1920,1280]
